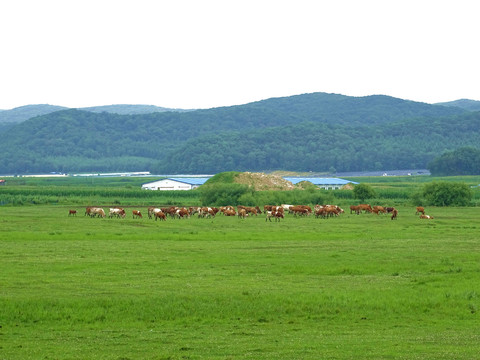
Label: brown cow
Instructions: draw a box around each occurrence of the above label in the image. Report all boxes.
[420,214,434,219]
[132,210,142,219]
[264,205,274,212]
[274,211,284,221]
[315,208,326,218]
[237,208,248,219]
[199,207,216,218]
[224,209,236,216]
[89,207,106,218]
[416,206,425,215]
[68,209,77,216]
[391,208,398,220]
[175,208,190,219]
[358,204,373,213]
[154,210,166,221]
[289,206,310,216]
[372,206,386,215]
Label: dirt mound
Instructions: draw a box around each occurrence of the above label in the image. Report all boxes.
[234,172,296,191]
[341,183,355,190]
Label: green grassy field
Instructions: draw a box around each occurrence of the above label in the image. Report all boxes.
[1,204,479,359]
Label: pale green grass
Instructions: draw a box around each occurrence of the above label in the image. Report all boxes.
[1,206,479,359]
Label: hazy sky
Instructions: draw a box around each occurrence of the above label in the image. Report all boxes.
[1,0,479,110]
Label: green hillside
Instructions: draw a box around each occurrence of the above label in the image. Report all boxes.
[0,92,475,175]
[153,112,480,174]
[435,99,480,111]
[0,104,66,124]
[0,104,189,127]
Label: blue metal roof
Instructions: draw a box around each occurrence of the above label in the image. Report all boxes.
[167,177,211,185]
[283,177,358,185]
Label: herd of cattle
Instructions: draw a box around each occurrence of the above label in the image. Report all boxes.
[71,205,434,221]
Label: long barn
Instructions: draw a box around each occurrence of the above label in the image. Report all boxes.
[283,177,358,190]
[141,177,211,191]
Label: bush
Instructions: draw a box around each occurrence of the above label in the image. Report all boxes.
[199,183,250,206]
[353,183,376,202]
[422,181,472,206]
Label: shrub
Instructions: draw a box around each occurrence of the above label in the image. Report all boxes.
[353,183,376,202]
[422,181,472,206]
[199,183,250,206]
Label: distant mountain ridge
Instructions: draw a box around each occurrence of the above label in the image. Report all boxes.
[435,99,480,111]
[0,104,191,124]
[0,92,478,175]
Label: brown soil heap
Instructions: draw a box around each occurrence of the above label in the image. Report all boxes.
[234,172,296,191]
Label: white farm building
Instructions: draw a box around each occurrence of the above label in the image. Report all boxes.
[141,177,211,191]
[283,177,358,190]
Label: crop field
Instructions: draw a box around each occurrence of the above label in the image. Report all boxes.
[1,202,479,359]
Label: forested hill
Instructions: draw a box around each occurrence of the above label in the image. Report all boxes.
[435,99,480,111]
[0,92,475,174]
[155,111,480,174]
[0,104,190,124]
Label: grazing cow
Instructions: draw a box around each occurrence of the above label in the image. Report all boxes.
[372,206,386,215]
[132,210,142,219]
[89,207,106,218]
[350,205,360,214]
[420,214,434,219]
[199,207,216,218]
[274,211,284,221]
[109,208,126,218]
[315,208,326,218]
[220,206,235,214]
[238,206,258,216]
[416,206,425,215]
[325,206,340,217]
[289,206,310,216]
[264,205,274,212]
[237,208,248,219]
[265,211,282,222]
[175,208,190,219]
[68,209,77,216]
[223,209,236,216]
[358,204,373,213]
[391,208,398,220]
[147,206,157,219]
[189,206,202,215]
[154,210,166,221]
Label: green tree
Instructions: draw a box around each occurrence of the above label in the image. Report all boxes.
[353,183,376,202]
[422,181,472,206]
[428,147,480,176]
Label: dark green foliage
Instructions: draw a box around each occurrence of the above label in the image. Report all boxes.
[0,93,475,174]
[199,183,250,206]
[422,182,473,206]
[353,183,376,202]
[155,112,480,174]
[428,147,480,176]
